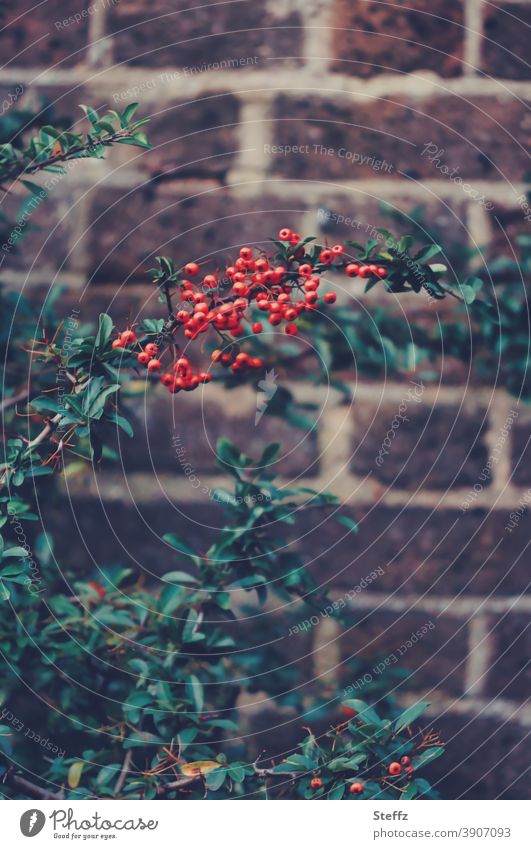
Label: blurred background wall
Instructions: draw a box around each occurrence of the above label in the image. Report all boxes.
[1,0,530,798]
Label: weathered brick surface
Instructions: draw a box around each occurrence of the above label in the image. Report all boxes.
[1,2,89,67]
[331,0,464,78]
[108,0,303,69]
[316,192,470,277]
[339,609,467,696]
[118,391,320,477]
[271,95,531,181]
[1,186,80,274]
[485,613,531,702]
[427,712,530,799]
[40,496,223,574]
[482,4,531,81]
[351,399,490,489]
[110,93,241,179]
[85,184,308,282]
[301,506,530,596]
[510,408,531,486]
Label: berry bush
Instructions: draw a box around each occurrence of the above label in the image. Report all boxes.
[0,101,518,801]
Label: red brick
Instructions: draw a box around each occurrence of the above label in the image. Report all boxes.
[118,391,320,478]
[40,497,223,575]
[301,505,530,596]
[1,1,89,68]
[332,0,464,78]
[340,609,467,697]
[108,0,302,69]
[109,93,240,180]
[1,185,79,275]
[511,408,531,486]
[482,4,531,80]
[427,712,530,799]
[351,399,490,489]
[271,94,531,181]
[85,184,307,282]
[316,192,470,281]
[485,613,530,702]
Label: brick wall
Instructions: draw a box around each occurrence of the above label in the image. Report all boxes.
[2,0,530,799]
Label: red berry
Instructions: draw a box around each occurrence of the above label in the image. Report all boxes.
[184,262,199,276]
[177,310,190,323]
[400,756,411,766]
[120,329,137,345]
[304,291,318,304]
[111,338,124,349]
[278,228,292,241]
[250,357,264,368]
[88,581,106,599]
[358,265,370,278]
[137,351,150,365]
[345,263,359,277]
[144,343,158,357]
[319,249,334,264]
[310,777,323,790]
[324,292,337,304]
[221,353,233,366]
[332,244,344,255]
[285,323,298,335]
[377,266,387,277]
[269,314,282,326]
[289,232,301,246]
[147,358,161,373]
[239,246,253,261]
[252,322,263,334]
[388,762,401,776]
[211,349,223,363]
[298,263,313,277]
[349,782,364,795]
[199,371,212,383]
[341,705,357,718]
[203,274,217,289]
[161,373,174,387]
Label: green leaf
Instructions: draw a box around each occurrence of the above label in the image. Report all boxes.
[337,515,358,533]
[411,747,445,769]
[206,767,227,791]
[95,313,114,349]
[162,571,199,584]
[2,546,29,559]
[185,674,204,713]
[392,700,430,733]
[124,731,163,749]
[342,699,383,728]
[0,725,13,755]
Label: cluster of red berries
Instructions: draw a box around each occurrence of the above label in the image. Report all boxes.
[388,756,414,777]
[210,348,263,375]
[111,332,212,394]
[112,228,389,395]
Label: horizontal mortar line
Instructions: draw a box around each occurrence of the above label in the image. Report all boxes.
[404,690,531,727]
[55,170,530,205]
[2,66,531,100]
[339,592,531,614]
[59,472,531,512]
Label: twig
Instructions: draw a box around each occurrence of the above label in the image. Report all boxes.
[0,388,29,413]
[114,750,133,795]
[6,770,63,800]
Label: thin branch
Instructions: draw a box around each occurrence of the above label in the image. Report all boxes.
[114,750,133,795]
[6,770,63,800]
